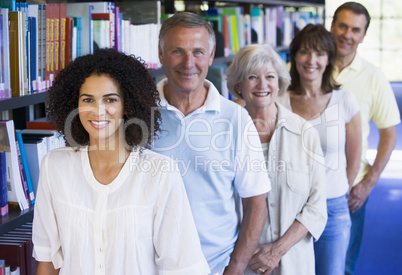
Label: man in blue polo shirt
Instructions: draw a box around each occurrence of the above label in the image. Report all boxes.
[152,12,270,275]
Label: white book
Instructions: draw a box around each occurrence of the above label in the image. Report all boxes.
[21,137,47,195]
[0,120,29,210]
[0,9,11,99]
[71,25,77,60]
[91,2,115,49]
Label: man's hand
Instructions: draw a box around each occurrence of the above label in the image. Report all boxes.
[248,243,282,274]
[223,194,267,275]
[348,178,374,213]
[349,126,397,213]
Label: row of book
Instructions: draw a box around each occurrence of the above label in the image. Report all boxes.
[0,119,65,212]
[202,5,322,58]
[0,1,162,99]
[0,0,324,100]
[0,222,35,275]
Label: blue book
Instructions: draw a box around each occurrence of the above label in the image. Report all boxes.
[0,151,8,216]
[0,0,16,11]
[16,130,35,206]
[28,17,37,92]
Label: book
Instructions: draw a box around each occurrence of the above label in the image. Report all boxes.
[0,151,8,216]
[39,4,46,82]
[14,134,31,209]
[64,17,73,67]
[222,15,231,57]
[72,17,82,58]
[0,1,16,11]
[21,129,66,195]
[27,4,40,88]
[9,11,28,97]
[116,0,160,25]
[26,117,56,131]
[91,13,111,50]
[91,1,115,49]
[250,7,264,44]
[0,259,4,275]
[0,230,34,275]
[18,137,46,196]
[16,131,34,206]
[0,8,11,99]
[27,17,37,93]
[0,121,29,210]
[58,3,66,72]
[53,4,60,77]
[114,6,120,51]
[66,3,92,55]
[45,3,54,83]
[0,241,27,275]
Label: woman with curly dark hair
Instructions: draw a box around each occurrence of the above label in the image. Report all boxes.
[32,49,209,275]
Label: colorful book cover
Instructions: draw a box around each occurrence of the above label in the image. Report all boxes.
[0,151,8,216]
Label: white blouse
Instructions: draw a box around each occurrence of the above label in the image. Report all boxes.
[278,89,360,198]
[33,147,210,275]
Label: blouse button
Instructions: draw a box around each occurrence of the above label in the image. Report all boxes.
[270,203,276,208]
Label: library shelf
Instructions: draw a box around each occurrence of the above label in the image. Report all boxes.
[0,92,48,112]
[0,207,34,235]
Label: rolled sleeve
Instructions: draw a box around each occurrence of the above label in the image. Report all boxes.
[32,152,63,268]
[234,116,271,198]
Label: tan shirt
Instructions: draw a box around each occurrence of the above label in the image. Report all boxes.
[245,103,327,275]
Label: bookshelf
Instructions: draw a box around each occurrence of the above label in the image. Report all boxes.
[0,0,325,237]
[0,207,33,235]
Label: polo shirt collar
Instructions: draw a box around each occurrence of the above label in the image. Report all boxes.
[156,78,221,114]
[334,54,363,76]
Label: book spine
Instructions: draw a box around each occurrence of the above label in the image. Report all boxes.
[0,151,9,216]
[15,137,31,208]
[16,130,35,205]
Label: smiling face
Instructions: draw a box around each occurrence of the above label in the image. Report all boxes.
[78,74,124,146]
[237,62,279,110]
[331,9,367,61]
[158,26,215,96]
[295,46,329,85]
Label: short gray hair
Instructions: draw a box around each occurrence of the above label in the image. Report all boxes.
[226,44,291,99]
[159,12,216,55]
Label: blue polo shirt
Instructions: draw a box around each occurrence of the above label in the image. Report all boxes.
[152,78,271,274]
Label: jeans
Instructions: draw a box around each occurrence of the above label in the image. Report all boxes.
[345,199,368,275]
[314,195,351,275]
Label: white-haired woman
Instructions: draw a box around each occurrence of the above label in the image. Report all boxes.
[227,44,327,275]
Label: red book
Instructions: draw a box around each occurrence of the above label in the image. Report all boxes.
[26,118,57,130]
[64,17,73,67]
[222,15,231,57]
